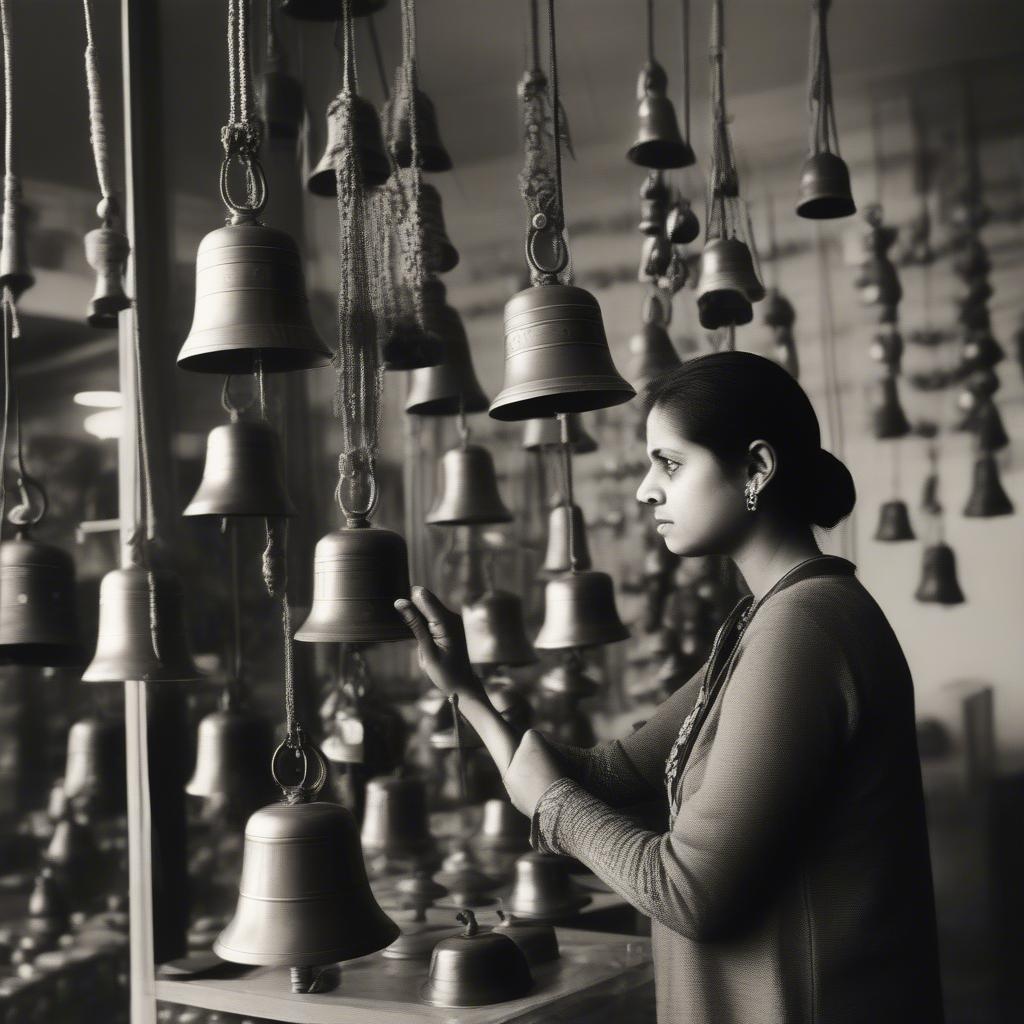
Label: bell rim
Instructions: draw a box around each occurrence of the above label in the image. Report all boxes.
[489,378,635,422]
[626,138,697,170]
[405,390,491,417]
[183,500,298,519]
[419,972,533,1008]
[499,892,592,920]
[176,335,333,375]
[294,617,412,644]
[796,194,857,221]
[425,508,514,527]
[81,659,205,684]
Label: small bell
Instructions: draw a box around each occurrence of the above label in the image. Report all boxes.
[294,522,411,644]
[773,327,799,378]
[762,289,796,330]
[63,716,126,816]
[475,798,530,856]
[434,844,501,909]
[540,503,592,576]
[26,869,69,940]
[426,445,513,526]
[490,284,634,421]
[972,399,1009,453]
[870,375,911,440]
[307,93,390,194]
[0,533,81,667]
[82,566,203,683]
[873,500,915,542]
[258,51,304,142]
[915,543,965,606]
[0,174,34,300]
[869,327,904,373]
[626,62,695,169]
[382,869,458,961]
[177,222,331,374]
[83,201,131,328]
[184,421,295,518]
[462,590,536,668]
[638,172,670,235]
[360,774,437,866]
[628,321,683,393]
[696,238,760,329]
[639,234,672,280]
[522,414,597,454]
[503,852,591,921]
[963,454,1014,518]
[534,571,630,651]
[666,199,700,245]
[405,304,489,416]
[420,183,460,274]
[493,911,560,966]
[281,0,387,16]
[796,151,856,220]
[385,87,452,172]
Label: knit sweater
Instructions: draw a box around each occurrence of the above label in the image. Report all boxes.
[532,557,945,1024]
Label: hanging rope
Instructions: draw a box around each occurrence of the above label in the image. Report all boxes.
[646,0,655,62]
[0,0,24,329]
[705,0,738,241]
[806,0,839,157]
[558,413,579,572]
[262,516,299,746]
[82,0,116,212]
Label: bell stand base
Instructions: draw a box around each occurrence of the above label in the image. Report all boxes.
[289,963,340,994]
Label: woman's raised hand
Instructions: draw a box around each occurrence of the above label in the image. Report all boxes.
[395,587,485,702]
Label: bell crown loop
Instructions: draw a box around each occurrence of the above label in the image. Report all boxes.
[271,734,328,803]
[8,472,47,532]
[526,221,568,283]
[219,149,268,225]
[334,453,379,526]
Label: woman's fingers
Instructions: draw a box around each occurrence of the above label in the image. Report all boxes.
[410,586,457,648]
[394,598,439,657]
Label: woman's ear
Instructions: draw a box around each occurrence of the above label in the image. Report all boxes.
[747,439,778,491]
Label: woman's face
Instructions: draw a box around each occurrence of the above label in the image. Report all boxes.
[636,405,749,557]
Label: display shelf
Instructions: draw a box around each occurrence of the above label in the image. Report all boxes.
[154,928,652,1024]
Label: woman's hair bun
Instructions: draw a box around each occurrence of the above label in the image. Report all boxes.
[808,449,856,529]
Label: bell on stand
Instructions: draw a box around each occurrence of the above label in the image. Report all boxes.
[63,716,126,818]
[360,773,438,873]
[384,87,452,172]
[463,589,536,669]
[215,740,399,992]
[434,843,501,911]
[420,909,533,1007]
[82,566,202,683]
[522,414,597,454]
[382,869,458,961]
[25,868,69,944]
[426,446,512,526]
[963,454,1014,518]
[493,911,560,966]
[540,503,592,576]
[870,375,911,440]
[405,304,489,416]
[915,543,965,606]
[503,852,591,922]
[626,61,695,169]
[695,237,760,330]
[184,420,295,518]
[83,198,131,328]
[307,93,390,194]
[796,152,856,220]
[873,500,915,542]
[475,798,530,859]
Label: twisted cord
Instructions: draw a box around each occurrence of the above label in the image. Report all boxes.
[82,0,114,205]
[227,0,239,125]
[262,517,298,746]
[546,0,565,233]
[528,0,540,71]
[557,413,578,572]
[0,299,9,532]
[0,0,12,178]
[646,0,655,62]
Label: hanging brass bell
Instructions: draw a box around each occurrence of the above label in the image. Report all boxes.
[420,183,459,274]
[360,774,437,865]
[0,533,81,667]
[462,590,536,668]
[177,222,331,374]
[696,238,759,329]
[186,706,275,821]
[307,93,390,194]
[385,87,452,172]
[870,375,911,440]
[972,398,1009,453]
[294,523,411,643]
[796,151,856,220]
[915,543,965,605]
[963,454,1014,518]
[383,314,443,371]
[628,322,683,393]
[258,51,304,142]
[503,852,591,921]
[215,797,400,983]
[82,566,203,683]
[420,909,533,1008]
[540,503,592,576]
[522,414,597,454]
[639,233,672,280]
[873,500,915,542]
[762,289,796,330]
[184,420,295,518]
[638,172,670,235]
[534,571,630,651]
[83,219,131,329]
[490,284,634,421]
[0,174,34,300]
[281,0,386,17]
[63,716,126,816]
[475,797,530,855]
[426,445,513,526]
[406,304,489,416]
[666,199,700,245]
[626,62,695,170]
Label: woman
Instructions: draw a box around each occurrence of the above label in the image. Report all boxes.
[396,351,945,1024]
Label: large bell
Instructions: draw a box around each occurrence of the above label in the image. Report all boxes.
[870,375,911,439]
[963,454,1014,518]
[258,52,304,141]
[796,151,856,220]
[184,421,295,518]
[540,503,592,576]
[873,500,915,542]
[503,852,591,921]
[420,909,533,1008]
[307,93,390,194]
[82,566,203,683]
[915,543,965,606]
[83,224,131,328]
[360,774,437,866]
[626,62,695,169]
[628,321,683,392]
[405,305,489,416]
[294,524,411,644]
[420,183,459,274]
[186,706,275,822]
[177,222,331,374]
[490,284,634,421]
[522,414,597,454]
[0,534,81,667]
[63,716,126,816]
[215,798,400,983]
[696,238,759,329]
[385,87,452,172]
[534,571,630,651]
[462,590,536,668]
[281,0,387,17]
[426,446,512,526]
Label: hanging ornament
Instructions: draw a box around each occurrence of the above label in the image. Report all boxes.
[761,197,800,377]
[915,543,965,606]
[178,0,329,373]
[627,289,683,392]
[491,1,632,420]
[426,424,513,528]
[696,0,764,331]
[796,0,855,219]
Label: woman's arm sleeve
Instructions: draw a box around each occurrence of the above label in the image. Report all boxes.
[539,665,706,806]
[532,611,856,941]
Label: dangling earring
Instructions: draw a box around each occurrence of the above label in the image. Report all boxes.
[744,480,759,512]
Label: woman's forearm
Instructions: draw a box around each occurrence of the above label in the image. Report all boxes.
[454,690,524,777]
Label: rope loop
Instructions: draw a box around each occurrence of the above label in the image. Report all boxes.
[7,471,45,529]
[272,733,328,799]
[220,374,257,421]
[219,147,267,220]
